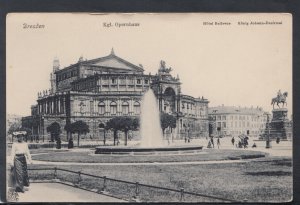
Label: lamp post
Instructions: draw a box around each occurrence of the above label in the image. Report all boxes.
[40,115,45,142]
[266,114,271,149]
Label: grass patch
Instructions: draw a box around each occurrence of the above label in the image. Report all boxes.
[32,149,266,163]
[245,171,291,176]
[271,159,292,167]
[27,156,292,202]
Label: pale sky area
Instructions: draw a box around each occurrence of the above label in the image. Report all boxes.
[7,13,292,117]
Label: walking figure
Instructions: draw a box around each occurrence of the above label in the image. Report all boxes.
[210,137,214,148]
[207,140,212,148]
[217,138,221,149]
[231,137,235,146]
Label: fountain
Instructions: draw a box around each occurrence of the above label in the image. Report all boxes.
[140,89,164,147]
[95,88,203,155]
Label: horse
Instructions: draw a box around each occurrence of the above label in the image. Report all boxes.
[271,92,288,109]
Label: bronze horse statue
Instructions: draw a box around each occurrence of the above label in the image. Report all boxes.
[271,91,288,109]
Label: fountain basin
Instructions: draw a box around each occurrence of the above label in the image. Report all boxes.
[95,145,203,155]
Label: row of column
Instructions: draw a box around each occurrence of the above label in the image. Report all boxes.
[97,76,150,92]
[39,96,66,115]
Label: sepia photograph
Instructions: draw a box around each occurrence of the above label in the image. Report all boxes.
[6,13,292,203]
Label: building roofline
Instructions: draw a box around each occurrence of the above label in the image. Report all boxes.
[54,52,144,74]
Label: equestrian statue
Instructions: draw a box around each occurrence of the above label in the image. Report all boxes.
[271,90,288,109]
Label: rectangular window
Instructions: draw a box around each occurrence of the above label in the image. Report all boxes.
[112,78,116,84]
[122,104,129,115]
[111,106,117,115]
[137,79,141,84]
[134,104,140,114]
[222,122,226,128]
[145,79,148,84]
[99,105,105,115]
[90,101,94,113]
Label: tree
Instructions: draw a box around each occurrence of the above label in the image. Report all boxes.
[64,123,73,148]
[8,122,21,135]
[106,117,122,146]
[160,113,177,139]
[46,122,62,149]
[21,117,39,142]
[99,123,106,145]
[106,116,140,146]
[119,117,140,146]
[47,122,61,142]
[69,121,90,147]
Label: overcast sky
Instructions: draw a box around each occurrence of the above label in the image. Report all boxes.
[7,13,292,117]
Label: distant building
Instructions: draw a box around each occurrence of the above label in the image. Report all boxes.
[23,49,209,141]
[208,105,269,138]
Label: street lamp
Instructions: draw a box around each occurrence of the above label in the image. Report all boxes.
[40,115,45,142]
[266,114,271,149]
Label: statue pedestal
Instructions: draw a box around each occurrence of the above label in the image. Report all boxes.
[268,108,292,140]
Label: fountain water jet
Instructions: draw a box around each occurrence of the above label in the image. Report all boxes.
[140,89,164,147]
[95,88,203,154]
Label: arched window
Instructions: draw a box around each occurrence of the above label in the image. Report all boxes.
[110,101,117,115]
[99,123,105,129]
[98,102,105,115]
[134,101,140,114]
[122,101,129,115]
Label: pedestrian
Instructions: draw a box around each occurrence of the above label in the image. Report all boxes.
[238,141,242,148]
[244,138,248,149]
[231,137,235,146]
[207,140,212,148]
[217,137,221,149]
[276,137,280,144]
[185,137,187,143]
[9,134,32,193]
[211,137,214,148]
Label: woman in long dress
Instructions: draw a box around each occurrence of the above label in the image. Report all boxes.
[9,134,32,193]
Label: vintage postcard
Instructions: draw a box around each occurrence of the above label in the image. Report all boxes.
[6,13,292,203]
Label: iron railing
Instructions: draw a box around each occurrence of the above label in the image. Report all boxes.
[28,167,238,203]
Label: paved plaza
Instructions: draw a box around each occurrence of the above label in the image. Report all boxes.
[17,182,125,202]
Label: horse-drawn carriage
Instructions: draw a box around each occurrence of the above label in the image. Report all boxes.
[237,134,249,148]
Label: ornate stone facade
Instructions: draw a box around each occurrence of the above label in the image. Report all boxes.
[23,50,209,141]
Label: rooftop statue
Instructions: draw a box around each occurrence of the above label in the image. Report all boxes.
[159,60,172,74]
[271,89,288,109]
